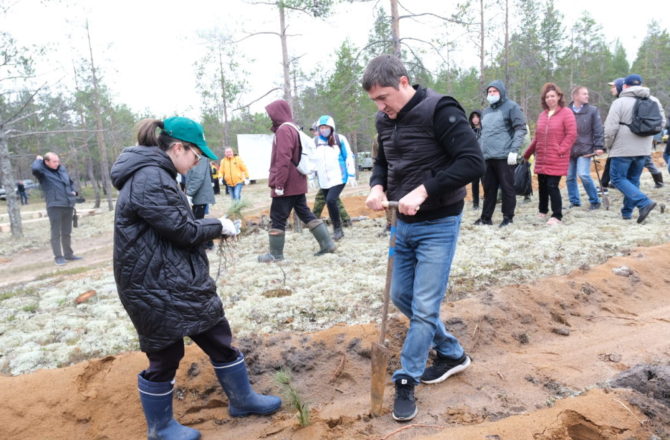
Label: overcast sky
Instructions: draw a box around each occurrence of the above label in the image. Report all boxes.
[2,0,666,120]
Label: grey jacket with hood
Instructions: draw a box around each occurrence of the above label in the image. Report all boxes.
[185,157,216,205]
[480,80,527,160]
[604,86,666,157]
[110,146,224,352]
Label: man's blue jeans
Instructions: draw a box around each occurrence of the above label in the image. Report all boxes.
[610,156,653,219]
[227,183,243,201]
[567,156,600,206]
[390,214,465,384]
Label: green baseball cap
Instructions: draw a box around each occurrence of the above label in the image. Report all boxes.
[163,116,218,160]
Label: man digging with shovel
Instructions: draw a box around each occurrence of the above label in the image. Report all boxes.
[363,55,485,422]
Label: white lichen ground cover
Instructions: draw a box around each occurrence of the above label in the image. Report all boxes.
[1,175,669,375]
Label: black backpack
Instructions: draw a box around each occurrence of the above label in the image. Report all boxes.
[620,97,664,137]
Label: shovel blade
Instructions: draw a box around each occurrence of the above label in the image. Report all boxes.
[370,342,389,416]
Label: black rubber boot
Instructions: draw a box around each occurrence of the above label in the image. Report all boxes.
[257,230,285,263]
[652,172,664,188]
[332,227,344,241]
[308,220,336,256]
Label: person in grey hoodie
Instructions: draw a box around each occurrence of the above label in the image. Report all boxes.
[475,80,527,227]
[186,154,216,250]
[604,74,666,223]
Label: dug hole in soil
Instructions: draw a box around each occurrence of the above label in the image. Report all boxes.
[1,182,670,440]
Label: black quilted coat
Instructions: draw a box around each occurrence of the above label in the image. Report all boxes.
[111,146,224,352]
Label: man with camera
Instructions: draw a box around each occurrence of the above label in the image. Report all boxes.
[32,153,82,265]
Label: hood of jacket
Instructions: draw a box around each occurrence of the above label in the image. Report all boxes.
[485,80,507,108]
[265,99,294,132]
[620,85,651,99]
[111,146,177,191]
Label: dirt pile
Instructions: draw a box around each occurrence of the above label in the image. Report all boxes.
[2,242,669,439]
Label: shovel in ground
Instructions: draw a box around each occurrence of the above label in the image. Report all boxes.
[592,157,610,210]
[370,200,398,416]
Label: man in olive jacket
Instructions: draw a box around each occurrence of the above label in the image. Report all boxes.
[32,153,81,265]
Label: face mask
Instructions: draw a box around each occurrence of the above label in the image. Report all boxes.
[487,94,500,105]
[319,127,332,138]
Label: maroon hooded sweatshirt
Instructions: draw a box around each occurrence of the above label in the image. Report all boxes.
[265,99,308,197]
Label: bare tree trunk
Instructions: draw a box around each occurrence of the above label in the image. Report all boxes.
[86,21,114,211]
[504,0,510,85]
[279,4,292,108]
[390,0,401,58]
[0,129,23,237]
[86,149,100,207]
[479,0,485,94]
[218,49,230,147]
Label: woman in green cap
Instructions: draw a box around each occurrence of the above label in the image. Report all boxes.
[111,117,281,440]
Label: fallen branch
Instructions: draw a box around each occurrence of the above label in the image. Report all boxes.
[329,352,346,383]
[612,397,644,425]
[380,424,446,440]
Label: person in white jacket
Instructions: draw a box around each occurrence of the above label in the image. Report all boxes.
[313,115,356,240]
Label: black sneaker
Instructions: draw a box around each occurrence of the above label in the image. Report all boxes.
[588,203,601,211]
[392,377,417,422]
[54,257,67,265]
[637,202,657,224]
[473,218,492,226]
[64,255,83,261]
[499,218,513,227]
[421,353,471,384]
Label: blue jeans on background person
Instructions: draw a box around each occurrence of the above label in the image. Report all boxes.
[227,183,243,201]
[390,214,465,384]
[567,156,600,207]
[664,151,670,173]
[610,156,653,219]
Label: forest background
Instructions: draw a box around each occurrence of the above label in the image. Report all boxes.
[1,0,670,234]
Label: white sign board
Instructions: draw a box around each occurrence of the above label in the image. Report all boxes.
[237,134,274,181]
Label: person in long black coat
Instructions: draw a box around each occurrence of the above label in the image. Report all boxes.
[111,117,280,440]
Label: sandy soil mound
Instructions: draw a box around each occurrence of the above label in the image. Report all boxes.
[2,242,669,440]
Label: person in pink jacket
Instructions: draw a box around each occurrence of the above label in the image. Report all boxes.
[524,83,577,225]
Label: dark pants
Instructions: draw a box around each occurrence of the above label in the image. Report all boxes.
[482,159,516,221]
[537,174,563,219]
[192,204,213,249]
[47,206,74,259]
[471,177,481,206]
[270,194,317,231]
[143,320,239,382]
[321,184,345,229]
[18,191,28,204]
[601,157,611,188]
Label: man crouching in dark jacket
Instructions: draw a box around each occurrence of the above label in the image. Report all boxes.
[111,117,281,440]
[363,55,485,422]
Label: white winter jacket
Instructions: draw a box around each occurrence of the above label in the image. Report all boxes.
[313,134,356,189]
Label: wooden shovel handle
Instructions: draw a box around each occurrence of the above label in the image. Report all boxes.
[378,202,398,345]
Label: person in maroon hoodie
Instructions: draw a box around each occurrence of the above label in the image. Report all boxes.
[258,99,336,262]
[523,83,577,225]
